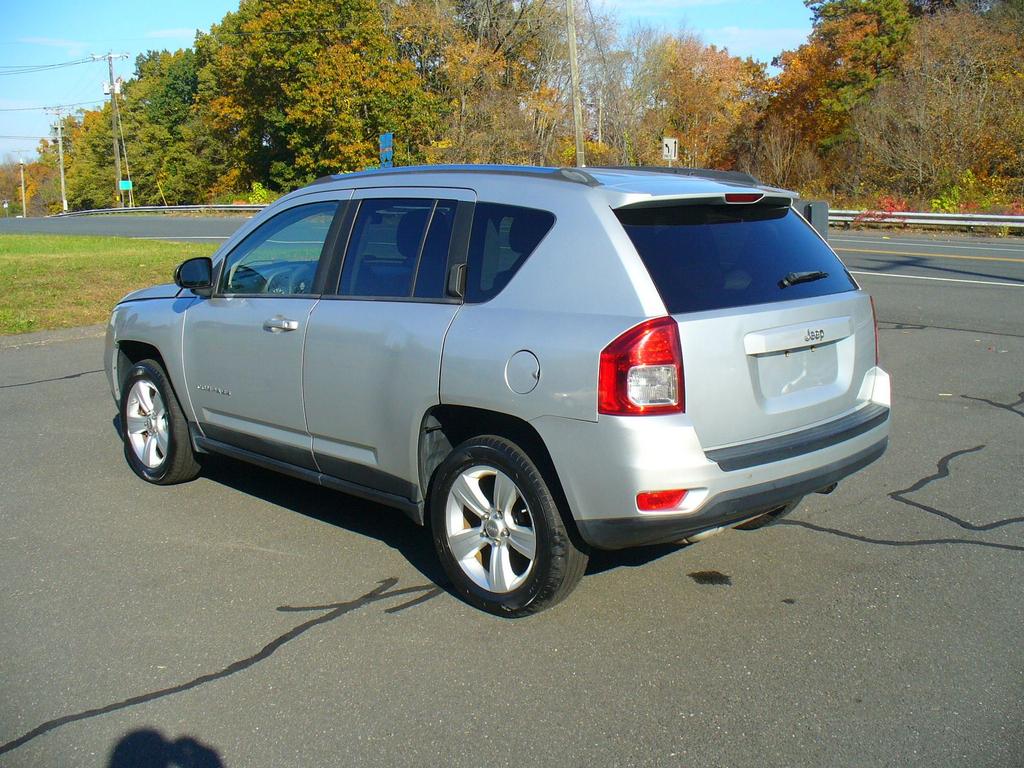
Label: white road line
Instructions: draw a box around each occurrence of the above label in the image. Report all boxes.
[850,270,1023,288]
[832,237,1024,254]
[130,235,230,240]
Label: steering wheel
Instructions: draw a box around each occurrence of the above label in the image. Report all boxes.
[265,270,294,295]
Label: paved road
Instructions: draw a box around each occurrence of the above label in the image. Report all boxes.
[1,225,1023,767]
[0,213,252,241]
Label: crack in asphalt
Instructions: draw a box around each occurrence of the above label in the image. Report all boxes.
[961,390,1024,420]
[0,578,443,757]
[780,445,1022,551]
[877,320,1024,339]
[776,519,1024,553]
[0,369,104,389]
[888,446,1024,531]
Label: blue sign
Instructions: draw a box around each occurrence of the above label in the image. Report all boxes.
[379,132,394,168]
[119,179,133,191]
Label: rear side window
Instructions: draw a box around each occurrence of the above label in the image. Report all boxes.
[615,204,856,314]
[340,199,432,298]
[465,203,554,303]
[414,201,457,299]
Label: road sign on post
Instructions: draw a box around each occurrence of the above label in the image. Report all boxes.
[379,133,394,168]
[119,179,133,191]
[662,137,678,163]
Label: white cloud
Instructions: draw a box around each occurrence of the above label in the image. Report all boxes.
[145,28,198,40]
[17,37,89,57]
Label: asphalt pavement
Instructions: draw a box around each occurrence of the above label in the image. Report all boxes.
[1,222,1022,767]
[0,213,251,241]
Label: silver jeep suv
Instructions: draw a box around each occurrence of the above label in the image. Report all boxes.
[105,165,890,616]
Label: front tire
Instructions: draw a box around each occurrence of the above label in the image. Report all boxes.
[430,435,588,617]
[120,359,200,485]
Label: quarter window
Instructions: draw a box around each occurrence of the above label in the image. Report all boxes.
[464,203,554,303]
[221,202,338,296]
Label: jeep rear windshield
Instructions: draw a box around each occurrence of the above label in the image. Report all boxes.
[615,203,856,314]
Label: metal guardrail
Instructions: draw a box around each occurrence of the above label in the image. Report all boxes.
[50,203,1024,231]
[55,204,265,217]
[830,209,1024,230]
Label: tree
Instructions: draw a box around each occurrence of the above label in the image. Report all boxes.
[195,0,442,191]
[854,9,1024,199]
[117,49,227,205]
[60,107,123,211]
[771,0,913,150]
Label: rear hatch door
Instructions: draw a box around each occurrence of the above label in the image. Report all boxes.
[615,199,876,449]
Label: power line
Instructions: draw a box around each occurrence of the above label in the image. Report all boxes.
[0,57,95,76]
[0,99,105,112]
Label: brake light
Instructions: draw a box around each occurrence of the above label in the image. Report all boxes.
[637,489,688,511]
[598,317,684,415]
[869,295,879,365]
[724,193,763,204]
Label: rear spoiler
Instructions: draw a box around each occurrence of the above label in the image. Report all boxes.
[597,166,830,239]
[614,192,830,241]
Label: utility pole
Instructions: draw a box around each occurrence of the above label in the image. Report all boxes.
[19,158,27,218]
[565,0,586,167]
[46,109,69,212]
[93,52,128,207]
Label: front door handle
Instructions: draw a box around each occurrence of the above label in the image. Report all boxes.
[263,316,299,333]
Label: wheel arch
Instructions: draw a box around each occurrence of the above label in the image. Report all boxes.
[117,340,167,397]
[417,405,585,548]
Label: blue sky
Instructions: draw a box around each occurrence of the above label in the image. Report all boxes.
[1,0,814,159]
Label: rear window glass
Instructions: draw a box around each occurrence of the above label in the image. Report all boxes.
[465,203,555,303]
[615,204,856,314]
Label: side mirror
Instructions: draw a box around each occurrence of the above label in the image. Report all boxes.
[174,257,213,297]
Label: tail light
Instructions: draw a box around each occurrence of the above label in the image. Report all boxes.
[869,296,879,365]
[637,489,688,511]
[724,193,764,204]
[598,317,684,415]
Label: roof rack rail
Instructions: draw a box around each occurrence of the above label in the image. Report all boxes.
[311,164,601,187]
[593,166,761,186]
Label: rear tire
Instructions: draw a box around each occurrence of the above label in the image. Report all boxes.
[430,435,588,617]
[120,359,201,485]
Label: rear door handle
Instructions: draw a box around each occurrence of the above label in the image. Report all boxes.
[263,316,299,333]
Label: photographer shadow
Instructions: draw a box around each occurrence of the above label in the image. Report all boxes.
[109,728,223,768]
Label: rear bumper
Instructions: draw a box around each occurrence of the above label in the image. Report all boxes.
[532,366,891,551]
[575,437,886,549]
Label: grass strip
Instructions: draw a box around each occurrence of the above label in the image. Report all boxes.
[0,234,217,335]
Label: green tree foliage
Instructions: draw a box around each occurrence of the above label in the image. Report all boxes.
[63,107,122,211]
[35,0,1023,212]
[119,49,228,205]
[194,0,441,190]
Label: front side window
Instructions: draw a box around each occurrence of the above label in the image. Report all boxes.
[221,202,338,296]
[464,203,554,303]
[339,198,456,300]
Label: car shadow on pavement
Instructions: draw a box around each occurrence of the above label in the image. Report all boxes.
[586,542,688,574]
[199,455,689,580]
[111,416,693,583]
[198,454,449,585]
